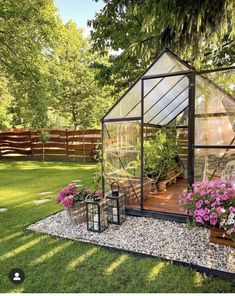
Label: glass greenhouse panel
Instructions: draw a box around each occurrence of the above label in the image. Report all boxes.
[103,121,142,209]
[195,70,235,146]
[143,75,189,125]
[105,52,189,120]
[194,148,235,183]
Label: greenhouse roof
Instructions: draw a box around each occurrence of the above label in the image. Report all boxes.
[102,49,235,127]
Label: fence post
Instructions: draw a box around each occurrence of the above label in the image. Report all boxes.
[29,130,33,158]
[66,129,69,159]
[83,130,85,163]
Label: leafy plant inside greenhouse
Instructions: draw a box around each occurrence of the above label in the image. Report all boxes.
[144,128,182,182]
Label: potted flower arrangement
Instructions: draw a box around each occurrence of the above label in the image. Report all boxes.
[55,183,103,225]
[179,180,235,247]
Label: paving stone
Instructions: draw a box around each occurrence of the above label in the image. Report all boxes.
[39,191,53,196]
[34,199,51,206]
[70,180,83,183]
[0,208,8,213]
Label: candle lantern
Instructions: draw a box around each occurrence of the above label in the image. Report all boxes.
[106,182,126,225]
[86,197,108,233]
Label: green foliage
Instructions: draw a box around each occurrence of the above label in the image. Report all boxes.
[51,21,114,129]
[89,0,235,93]
[144,128,180,181]
[0,71,12,129]
[39,129,50,144]
[0,0,63,128]
[0,1,114,129]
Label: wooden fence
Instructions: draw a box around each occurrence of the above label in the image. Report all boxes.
[0,129,102,161]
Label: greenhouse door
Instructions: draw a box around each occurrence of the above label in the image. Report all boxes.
[102,119,143,210]
[141,72,193,215]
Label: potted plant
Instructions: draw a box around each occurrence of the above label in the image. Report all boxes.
[55,183,103,225]
[179,180,235,247]
[144,128,181,191]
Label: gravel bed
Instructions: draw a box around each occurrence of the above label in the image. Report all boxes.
[27,211,235,274]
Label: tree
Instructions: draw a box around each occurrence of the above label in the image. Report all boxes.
[0,71,12,129]
[52,21,114,129]
[89,0,235,93]
[0,0,63,128]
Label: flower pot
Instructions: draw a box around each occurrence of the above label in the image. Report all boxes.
[210,227,235,248]
[65,201,86,225]
[158,181,167,192]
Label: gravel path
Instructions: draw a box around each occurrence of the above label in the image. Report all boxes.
[27,211,235,274]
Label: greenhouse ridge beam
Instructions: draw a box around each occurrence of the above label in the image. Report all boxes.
[142,70,193,80]
[197,65,235,74]
[102,117,141,123]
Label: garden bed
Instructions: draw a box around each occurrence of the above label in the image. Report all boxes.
[27,211,235,278]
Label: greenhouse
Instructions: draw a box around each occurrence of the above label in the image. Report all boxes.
[101,49,235,219]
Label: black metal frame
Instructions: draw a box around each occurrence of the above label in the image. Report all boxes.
[101,48,235,221]
[106,193,126,225]
[86,199,108,233]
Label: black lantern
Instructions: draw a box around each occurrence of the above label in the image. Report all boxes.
[86,198,108,233]
[106,182,126,225]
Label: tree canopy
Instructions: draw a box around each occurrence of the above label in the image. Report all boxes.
[89,0,235,93]
[0,0,113,129]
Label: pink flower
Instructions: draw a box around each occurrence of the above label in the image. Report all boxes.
[203,215,210,221]
[229,206,235,213]
[210,218,217,225]
[56,193,63,202]
[195,216,203,223]
[210,212,218,219]
[198,209,205,216]
[217,207,225,215]
[195,200,203,209]
[205,200,211,205]
[95,191,103,197]
[187,193,193,201]
[62,196,73,207]
[204,208,210,214]
[194,210,199,216]
[84,189,92,194]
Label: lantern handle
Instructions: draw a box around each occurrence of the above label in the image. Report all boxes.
[111,181,119,191]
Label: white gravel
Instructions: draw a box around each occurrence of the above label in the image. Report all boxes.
[27,211,235,274]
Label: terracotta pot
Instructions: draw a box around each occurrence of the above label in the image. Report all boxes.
[158,181,167,192]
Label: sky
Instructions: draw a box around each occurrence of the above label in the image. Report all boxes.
[54,0,105,36]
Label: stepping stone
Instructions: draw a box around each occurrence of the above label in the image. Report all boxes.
[0,208,8,213]
[71,180,83,183]
[39,191,53,196]
[34,199,50,206]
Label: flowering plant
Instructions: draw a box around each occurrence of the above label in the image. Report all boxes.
[179,181,235,235]
[55,183,103,208]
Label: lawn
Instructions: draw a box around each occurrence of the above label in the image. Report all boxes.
[0,160,234,293]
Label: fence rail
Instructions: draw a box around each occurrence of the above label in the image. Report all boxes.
[0,129,101,161]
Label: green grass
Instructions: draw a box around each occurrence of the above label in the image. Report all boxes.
[0,160,234,293]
